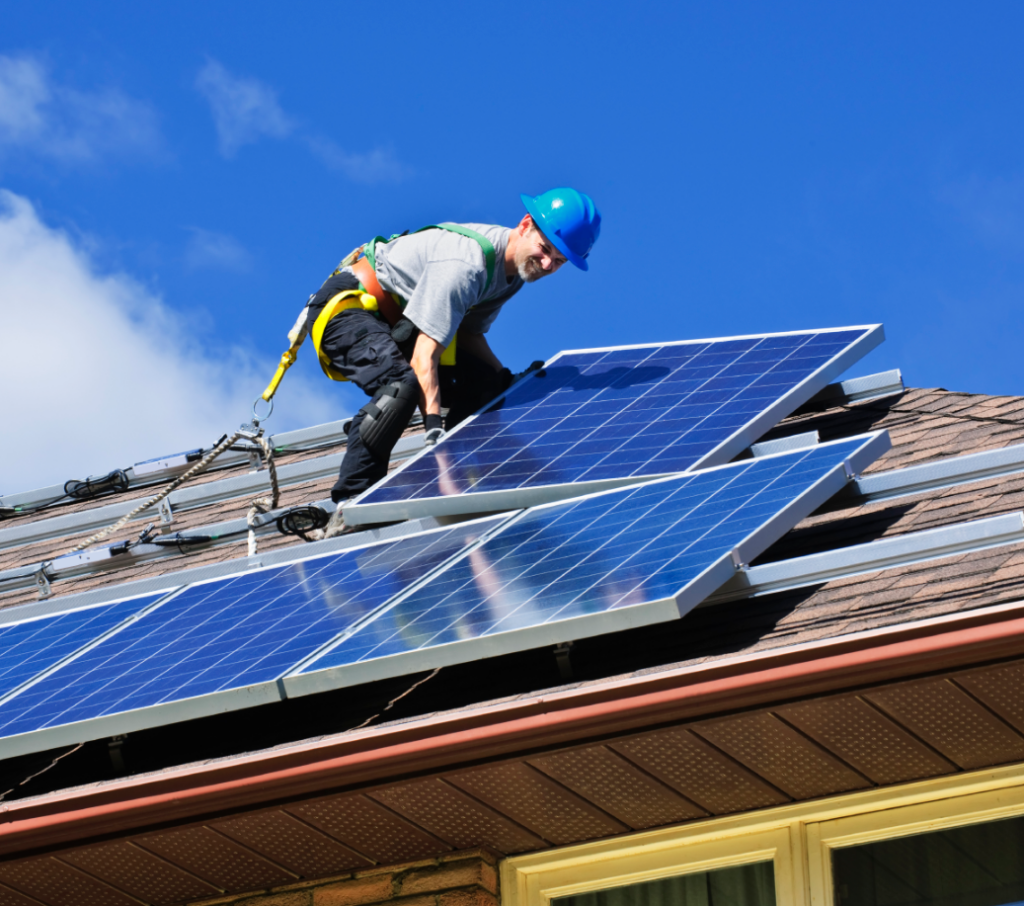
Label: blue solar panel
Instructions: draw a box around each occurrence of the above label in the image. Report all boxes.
[0,593,167,701]
[290,432,888,693]
[345,327,882,526]
[0,518,504,742]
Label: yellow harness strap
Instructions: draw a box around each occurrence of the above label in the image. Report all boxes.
[440,337,457,366]
[310,290,379,382]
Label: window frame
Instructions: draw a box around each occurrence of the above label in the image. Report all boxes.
[501,763,1024,906]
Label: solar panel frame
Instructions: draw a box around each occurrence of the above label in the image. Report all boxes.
[285,430,890,698]
[0,516,513,760]
[343,325,884,526]
[0,590,176,707]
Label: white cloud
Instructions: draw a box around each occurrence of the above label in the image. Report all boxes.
[306,137,413,184]
[195,60,292,158]
[184,227,252,272]
[194,60,410,182]
[0,190,361,494]
[0,54,163,163]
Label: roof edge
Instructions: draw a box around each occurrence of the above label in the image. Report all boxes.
[2,597,1024,854]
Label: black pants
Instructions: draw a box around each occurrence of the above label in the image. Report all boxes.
[318,308,418,502]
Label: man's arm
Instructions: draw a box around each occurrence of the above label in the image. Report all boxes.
[410,331,445,416]
[457,331,503,372]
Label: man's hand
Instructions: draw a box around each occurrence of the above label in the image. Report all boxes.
[410,332,445,416]
[424,413,446,446]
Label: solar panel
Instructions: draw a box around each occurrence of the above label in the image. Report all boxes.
[0,593,169,703]
[287,431,890,696]
[0,518,506,757]
[344,326,883,526]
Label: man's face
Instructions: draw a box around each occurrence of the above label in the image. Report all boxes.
[515,219,567,282]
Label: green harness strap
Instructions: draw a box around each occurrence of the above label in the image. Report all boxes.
[363,223,497,307]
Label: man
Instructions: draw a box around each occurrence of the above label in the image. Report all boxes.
[300,187,601,526]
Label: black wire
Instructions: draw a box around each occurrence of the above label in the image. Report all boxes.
[276,505,330,541]
[64,469,129,500]
[0,492,73,520]
[0,469,131,521]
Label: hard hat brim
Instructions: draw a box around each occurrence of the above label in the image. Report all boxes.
[520,193,589,271]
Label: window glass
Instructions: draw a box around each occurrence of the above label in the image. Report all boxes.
[554,862,776,906]
[833,814,1024,906]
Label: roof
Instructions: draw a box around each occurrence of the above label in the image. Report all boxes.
[2,376,1024,904]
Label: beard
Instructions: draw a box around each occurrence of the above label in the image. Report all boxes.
[517,255,546,283]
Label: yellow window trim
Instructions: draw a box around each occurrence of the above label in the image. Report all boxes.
[501,762,1024,906]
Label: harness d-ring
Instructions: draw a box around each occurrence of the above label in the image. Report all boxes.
[253,396,274,425]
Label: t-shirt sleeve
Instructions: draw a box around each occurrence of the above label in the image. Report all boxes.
[401,256,488,347]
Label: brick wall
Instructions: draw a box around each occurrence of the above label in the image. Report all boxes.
[191,849,500,906]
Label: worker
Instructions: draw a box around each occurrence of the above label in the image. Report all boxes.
[299,187,601,532]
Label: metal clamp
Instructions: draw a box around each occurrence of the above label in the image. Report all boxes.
[158,498,174,531]
[35,563,52,599]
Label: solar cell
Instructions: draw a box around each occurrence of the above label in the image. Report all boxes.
[0,517,506,756]
[288,431,890,696]
[0,593,168,703]
[344,326,883,526]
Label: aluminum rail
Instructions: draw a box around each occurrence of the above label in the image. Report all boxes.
[0,512,451,618]
[706,511,1024,604]
[854,442,1024,502]
[0,431,830,598]
[742,431,819,459]
[0,434,427,554]
[800,368,904,409]
[0,414,427,511]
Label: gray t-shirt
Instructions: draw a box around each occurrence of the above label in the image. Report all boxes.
[373,223,524,347]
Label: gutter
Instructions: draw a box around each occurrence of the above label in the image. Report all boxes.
[2,597,1024,855]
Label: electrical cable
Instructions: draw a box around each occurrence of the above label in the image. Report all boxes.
[0,469,129,521]
[347,668,442,732]
[0,741,85,803]
[276,505,330,541]
[64,470,129,500]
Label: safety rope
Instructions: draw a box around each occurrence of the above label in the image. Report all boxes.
[246,435,280,557]
[63,430,279,558]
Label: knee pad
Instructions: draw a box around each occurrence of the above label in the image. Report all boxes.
[358,380,418,458]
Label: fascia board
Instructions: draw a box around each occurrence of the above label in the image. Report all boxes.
[345,326,884,525]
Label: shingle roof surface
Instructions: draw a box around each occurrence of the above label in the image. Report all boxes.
[4,384,1024,708]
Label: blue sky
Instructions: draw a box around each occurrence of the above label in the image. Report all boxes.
[2,2,1024,490]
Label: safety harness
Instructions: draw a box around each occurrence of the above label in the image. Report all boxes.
[260,224,498,401]
[322,224,495,373]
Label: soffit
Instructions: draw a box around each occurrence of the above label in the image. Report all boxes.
[2,653,1023,906]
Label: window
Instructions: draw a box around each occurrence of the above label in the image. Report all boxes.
[555,862,777,906]
[503,763,1024,906]
[832,814,1024,906]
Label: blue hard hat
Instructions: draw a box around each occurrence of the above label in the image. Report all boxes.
[520,187,601,271]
